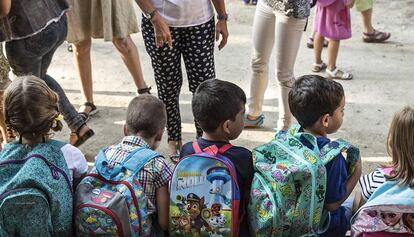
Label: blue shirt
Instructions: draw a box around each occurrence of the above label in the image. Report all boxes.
[300,136,349,237]
[180,138,254,237]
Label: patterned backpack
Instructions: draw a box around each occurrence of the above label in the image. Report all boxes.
[248,125,360,236]
[351,168,414,237]
[0,140,73,237]
[169,142,241,237]
[75,147,160,237]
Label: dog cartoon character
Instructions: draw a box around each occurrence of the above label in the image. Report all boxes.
[209,214,225,229]
[180,216,192,234]
[403,213,414,232]
[186,193,211,237]
[381,212,402,227]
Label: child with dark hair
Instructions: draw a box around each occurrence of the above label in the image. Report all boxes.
[288,75,362,237]
[180,79,254,236]
[98,95,173,234]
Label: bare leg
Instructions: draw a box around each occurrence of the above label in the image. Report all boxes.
[112,36,147,90]
[313,32,325,64]
[72,39,94,108]
[327,39,340,71]
[361,8,374,34]
[352,190,366,213]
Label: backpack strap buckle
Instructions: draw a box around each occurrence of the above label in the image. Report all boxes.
[192,142,233,156]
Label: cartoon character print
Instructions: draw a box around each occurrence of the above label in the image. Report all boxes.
[381,212,402,227]
[77,208,118,235]
[288,138,303,149]
[303,150,317,164]
[186,193,212,237]
[316,184,325,203]
[403,213,414,232]
[272,170,288,183]
[208,214,226,237]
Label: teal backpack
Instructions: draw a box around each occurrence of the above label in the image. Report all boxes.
[248,125,360,236]
[75,147,160,237]
[0,140,73,237]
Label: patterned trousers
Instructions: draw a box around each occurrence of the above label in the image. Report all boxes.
[142,18,216,141]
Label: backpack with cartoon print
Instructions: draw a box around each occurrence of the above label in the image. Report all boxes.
[74,147,160,237]
[169,142,241,237]
[248,124,360,236]
[351,168,414,237]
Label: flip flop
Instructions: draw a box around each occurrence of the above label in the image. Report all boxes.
[312,61,327,72]
[78,102,98,122]
[244,114,265,128]
[326,68,353,80]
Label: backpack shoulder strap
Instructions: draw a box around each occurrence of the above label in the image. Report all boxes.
[192,141,233,156]
[320,138,360,174]
[123,147,160,175]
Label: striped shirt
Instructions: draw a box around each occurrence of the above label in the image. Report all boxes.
[104,136,173,215]
[359,168,386,201]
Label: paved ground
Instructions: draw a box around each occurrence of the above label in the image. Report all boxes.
[49,0,414,174]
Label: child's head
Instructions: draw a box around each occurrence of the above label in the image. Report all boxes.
[192,79,246,140]
[386,105,414,186]
[124,95,166,149]
[3,76,62,142]
[289,75,345,135]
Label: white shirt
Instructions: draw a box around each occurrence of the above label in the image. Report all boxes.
[151,0,214,27]
[61,144,88,181]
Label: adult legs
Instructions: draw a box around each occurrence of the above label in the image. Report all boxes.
[182,19,216,138]
[142,18,183,156]
[72,39,94,104]
[247,0,276,121]
[274,14,307,131]
[112,36,148,91]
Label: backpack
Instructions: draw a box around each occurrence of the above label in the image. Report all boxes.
[351,168,414,237]
[74,146,160,237]
[248,125,360,236]
[0,140,73,237]
[169,142,241,237]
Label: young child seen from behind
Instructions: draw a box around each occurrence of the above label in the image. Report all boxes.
[289,75,362,236]
[313,0,355,80]
[0,76,87,236]
[76,95,173,236]
[179,79,254,237]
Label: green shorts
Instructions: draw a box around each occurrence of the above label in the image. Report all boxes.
[355,0,373,12]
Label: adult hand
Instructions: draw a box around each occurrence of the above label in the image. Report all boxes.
[215,20,228,50]
[151,13,173,48]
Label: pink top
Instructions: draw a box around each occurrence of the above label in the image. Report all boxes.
[314,0,352,40]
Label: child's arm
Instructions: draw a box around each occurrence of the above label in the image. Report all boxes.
[325,158,362,211]
[156,185,169,231]
[0,0,11,16]
[345,0,355,8]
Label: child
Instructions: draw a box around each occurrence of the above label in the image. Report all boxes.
[355,105,414,208]
[98,95,173,234]
[0,76,87,236]
[313,0,355,80]
[288,75,362,236]
[180,79,254,236]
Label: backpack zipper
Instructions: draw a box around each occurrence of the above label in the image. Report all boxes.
[0,154,73,195]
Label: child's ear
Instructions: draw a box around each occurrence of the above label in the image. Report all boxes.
[123,124,128,136]
[222,120,231,135]
[155,128,164,142]
[321,114,330,127]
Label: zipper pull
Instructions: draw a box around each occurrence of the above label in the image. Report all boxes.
[49,165,60,179]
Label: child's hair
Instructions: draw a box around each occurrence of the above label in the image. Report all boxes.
[3,76,62,141]
[289,75,344,128]
[386,105,414,187]
[125,95,166,139]
[192,79,246,133]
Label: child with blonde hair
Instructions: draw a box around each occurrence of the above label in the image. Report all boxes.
[0,76,87,236]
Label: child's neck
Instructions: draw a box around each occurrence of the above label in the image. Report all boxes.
[201,132,229,143]
[303,127,327,138]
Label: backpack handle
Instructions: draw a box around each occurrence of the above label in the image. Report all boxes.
[192,142,232,156]
[95,147,160,180]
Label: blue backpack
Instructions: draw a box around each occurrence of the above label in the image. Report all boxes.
[75,147,160,237]
[169,142,241,237]
[0,140,73,237]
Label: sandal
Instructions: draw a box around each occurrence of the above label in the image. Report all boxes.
[244,114,265,128]
[78,102,98,122]
[312,61,327,72]
[363,29,391,43]
[169,141,181,164]
[70,124,95,147]
[307,37,329,49]
[137,86,151,95]
[326,67,353,80]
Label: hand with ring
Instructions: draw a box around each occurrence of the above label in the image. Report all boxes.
[151,12,173,48]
